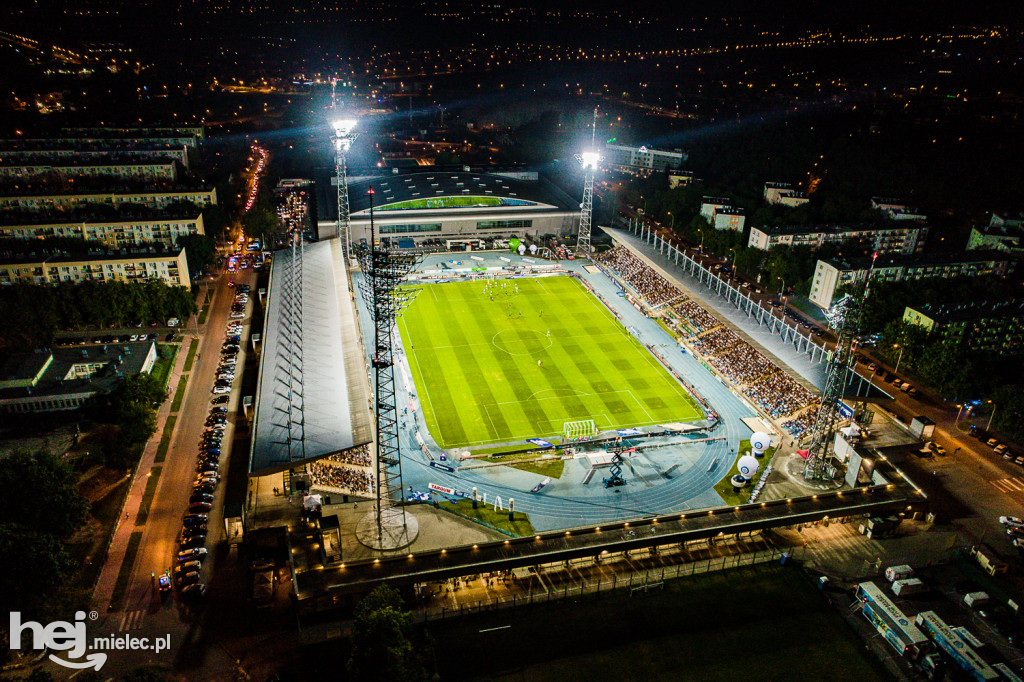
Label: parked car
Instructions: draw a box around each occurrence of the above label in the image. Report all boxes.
[189,493,214,504]
[180,583,206,599]
[176,571,201,587]
[213,386,231,394]
[177,548,207,562]
[189,501,213,513]
[179,535,206,550]
[174,560,201,574]
[183,513,208,526]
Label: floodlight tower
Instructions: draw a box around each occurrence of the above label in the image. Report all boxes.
[575,108,600,255]
[803,293,862,481]
[331,119,358,262]
[803,253,876,482]
[356,187,422,551]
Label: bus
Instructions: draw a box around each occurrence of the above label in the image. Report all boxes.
[914,611,999,681]
[855,582,929,658]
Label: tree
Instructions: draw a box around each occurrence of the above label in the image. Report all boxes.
[0,452,89,538]
[0,524,77,619]
[347,585,431,682]
[241,206,280,244]
[176,233,217,274]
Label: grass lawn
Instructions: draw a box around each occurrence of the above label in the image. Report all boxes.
[380,195,510,210]
[399,277,703,449]
[135,466,162,525]
[170,375,189,412]
[183,338,199,372]
[149,343,179,387]
[510,458,565,478]
[154,415,176,463]
[108,531,142,612]
[713,439,776,506]
[68,476,130,590]
[481,451,566,479]
[198,304,210,325]
[429,564,889,682]
[440,498,536,537]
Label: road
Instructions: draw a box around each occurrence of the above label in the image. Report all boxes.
[86,264,257,676]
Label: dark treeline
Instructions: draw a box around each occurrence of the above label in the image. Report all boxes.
[0,279,197,350]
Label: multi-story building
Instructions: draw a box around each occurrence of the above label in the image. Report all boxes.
[603,144,686,172]
[0,247,190,287]
[809,251,1017,309]
[870,197,927,222]
[747,222,927,254]
[332,171,580,248]
[0,185,217,211]
[60,126,204,147]
[711,206,745,232]
[903,300,1024,355]
[0,341,157,413]
[967,212,1024,255]
[0,156,178,182]
[0,141,191,168]
[699,197,733,222]
[764,182,810,207]
[0,208,204,249]
[668,171,699,189]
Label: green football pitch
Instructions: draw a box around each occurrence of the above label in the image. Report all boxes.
[398,276,703,449]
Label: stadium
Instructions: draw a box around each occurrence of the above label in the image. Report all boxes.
[245,167,924,617]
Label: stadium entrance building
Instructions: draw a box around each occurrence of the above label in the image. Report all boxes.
[319,170,580,249]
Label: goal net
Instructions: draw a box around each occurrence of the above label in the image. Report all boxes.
[562,419,598,439]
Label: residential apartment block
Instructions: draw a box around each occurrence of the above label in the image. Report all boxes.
[763,182,810,207]
[967,212,1024,255]
[0,208,204,249]
[903,300,1024,355]
[809,251,1016,309]
[0,185,217,211]
[747,222,927,254]
[0,156,178,182]
[0,247,190,287]
[603,144,686,172]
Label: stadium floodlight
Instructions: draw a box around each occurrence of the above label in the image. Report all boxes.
[580,151,600,170]
[331,118,357,137]
[331,118,359,262]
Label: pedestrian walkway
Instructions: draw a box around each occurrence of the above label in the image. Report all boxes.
[989,476,1024,493]
[92,316,195,612]
[117,610,146,632]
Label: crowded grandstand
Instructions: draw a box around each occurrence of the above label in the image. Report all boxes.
[596,246,819,438]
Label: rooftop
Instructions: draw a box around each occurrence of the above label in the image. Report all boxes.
[250,239,373,475]
[346,171,578,217]
[0,244,184,265]
[0,204,202,227]
[907,299,1024,324]
[0,140,188,154]
[757,222,924,236]
[0,154,178,168]
[0,341,155,402]
[0,181,214,198]
[823,249,1015,271]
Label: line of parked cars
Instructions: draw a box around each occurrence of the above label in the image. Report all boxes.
[970,426,1024,468]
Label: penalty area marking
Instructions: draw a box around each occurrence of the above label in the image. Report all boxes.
[479,625,511,633]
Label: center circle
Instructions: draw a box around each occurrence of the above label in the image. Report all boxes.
[492,329,553,356]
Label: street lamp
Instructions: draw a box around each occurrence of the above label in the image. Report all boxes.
[667,211,676,230]
[986,400,997,431]
[892,344,904,373]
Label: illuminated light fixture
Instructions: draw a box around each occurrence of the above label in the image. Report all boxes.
[579,151,600,170]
